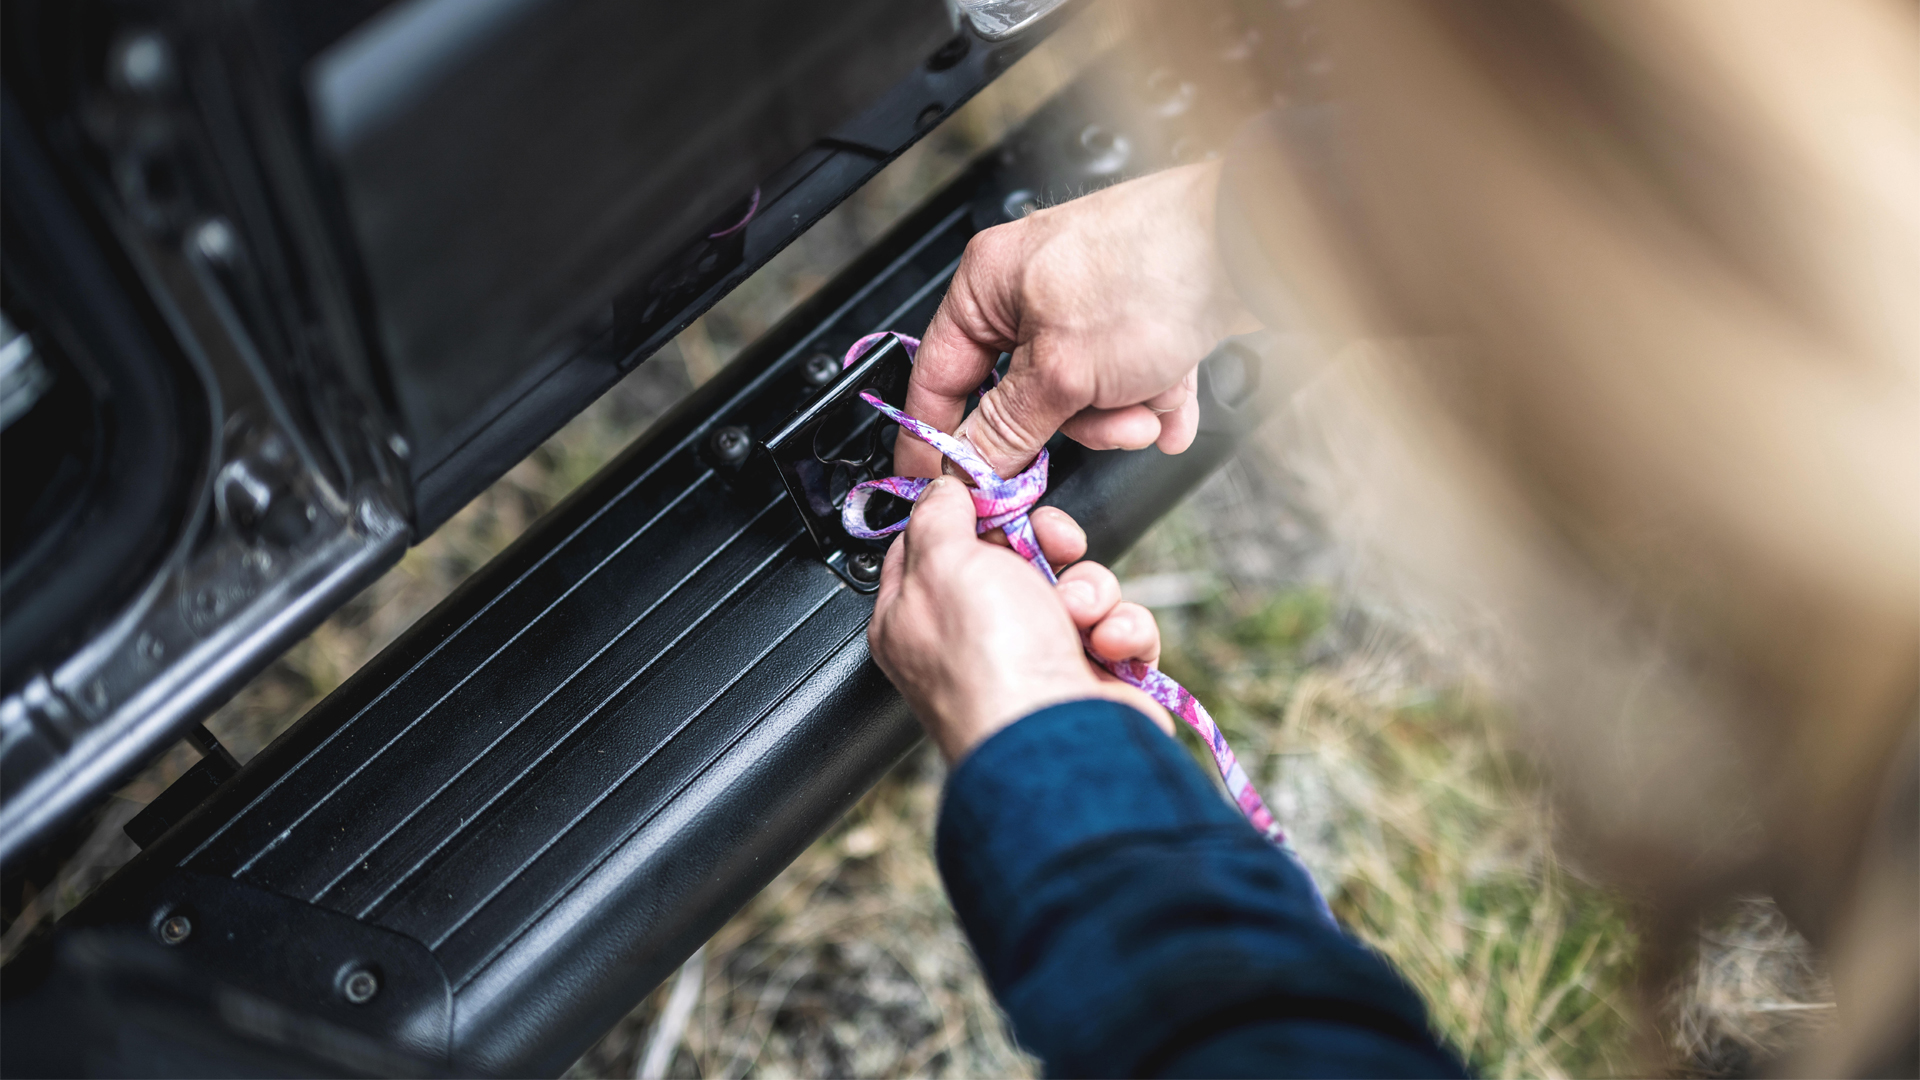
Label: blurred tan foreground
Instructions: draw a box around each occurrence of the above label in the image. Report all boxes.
[9,4,1911,1076]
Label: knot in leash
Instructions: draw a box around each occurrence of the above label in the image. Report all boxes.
[833,332,1299,855]
[839,333,1048,544]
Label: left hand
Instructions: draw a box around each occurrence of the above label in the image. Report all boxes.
[894,162,1258,480]
[867,476,1173,763]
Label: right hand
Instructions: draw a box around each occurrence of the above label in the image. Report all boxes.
[895,161,1259,480]
[867,478,1172,763]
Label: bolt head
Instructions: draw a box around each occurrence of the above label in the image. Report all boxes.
[113,31,174,94]
[847,552,882,583]
[1072,125,1132,175]
[342,968,379,1005]
[159,914,192,945]
[709,426,752,465]
[193,218,238,265]
[1143,68,1196,117]
[803,352,840,386]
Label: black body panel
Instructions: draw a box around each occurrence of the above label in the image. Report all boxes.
[305,0,957,520]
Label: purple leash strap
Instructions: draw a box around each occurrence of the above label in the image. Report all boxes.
[837,332,1287,846]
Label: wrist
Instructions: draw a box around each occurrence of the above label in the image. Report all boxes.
[1185,160,1263,336]
[929,673,1107,764]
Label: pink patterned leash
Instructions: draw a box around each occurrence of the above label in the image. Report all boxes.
[837,332,1286,846]
[708,186,761,239]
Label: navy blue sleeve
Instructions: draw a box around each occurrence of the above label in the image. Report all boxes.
[936,699,1468,1078]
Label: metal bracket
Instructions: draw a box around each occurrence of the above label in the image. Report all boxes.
[761,336,915,593]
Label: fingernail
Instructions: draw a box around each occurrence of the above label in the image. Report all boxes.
[1059,580,1095,608]
[926,476,948,491]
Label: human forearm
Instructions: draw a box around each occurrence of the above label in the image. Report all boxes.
[937,700,1466,1078]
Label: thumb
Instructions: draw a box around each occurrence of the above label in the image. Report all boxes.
[902,476,979,572]
[957,348,1088,476]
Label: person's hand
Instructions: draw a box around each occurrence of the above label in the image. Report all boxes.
[895,161,1259,480]
[868,477,1173,763]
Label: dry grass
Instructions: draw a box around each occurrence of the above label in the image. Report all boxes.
[1667,899,1839,1077]
[5,20,1840,1077]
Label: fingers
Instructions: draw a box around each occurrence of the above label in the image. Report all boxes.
[1142,376,1190,413]
[901,475,978,571]
[1057,557,1163,663]
[1030,506,1086,569]
[957,346,1095,477]
[1060,371,1199,456]
[874,533,905,609]
[896,228,1023,478]
[1059,404,1163,451]
[899,306,1003,478]
[1087,601,1161,667]
[1056,560,1121,628]
[1155,392,1200,456]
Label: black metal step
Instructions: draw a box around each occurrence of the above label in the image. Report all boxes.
[21,68,1275,1077]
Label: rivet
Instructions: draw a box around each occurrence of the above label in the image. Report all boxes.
[113,31,174,95]
[1072,125,1132,175]
[193,218,238,265]
[159,914,192,945]
[342,968,379,1005]
[847,552,882,584]
[709,426,752,465]
[803,352,840,386]
[1143,68,1196,117]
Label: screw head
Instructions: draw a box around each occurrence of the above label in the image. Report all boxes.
[846,552,882,583]
[112,31,175,95]
[1001,189,1039,221]
[193,218,238,265]
[709,426,752,465]
[342,968,379,1005]
[1072,124,1132,175]
[1143,68,1196,117]
[803,352,840,387]
[159,914,192,945]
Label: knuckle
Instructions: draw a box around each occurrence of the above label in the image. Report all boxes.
[1031,348,1095,406]
[1078,560,1120,592]
[970,393,1042,454]
[964,223,1026,278]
